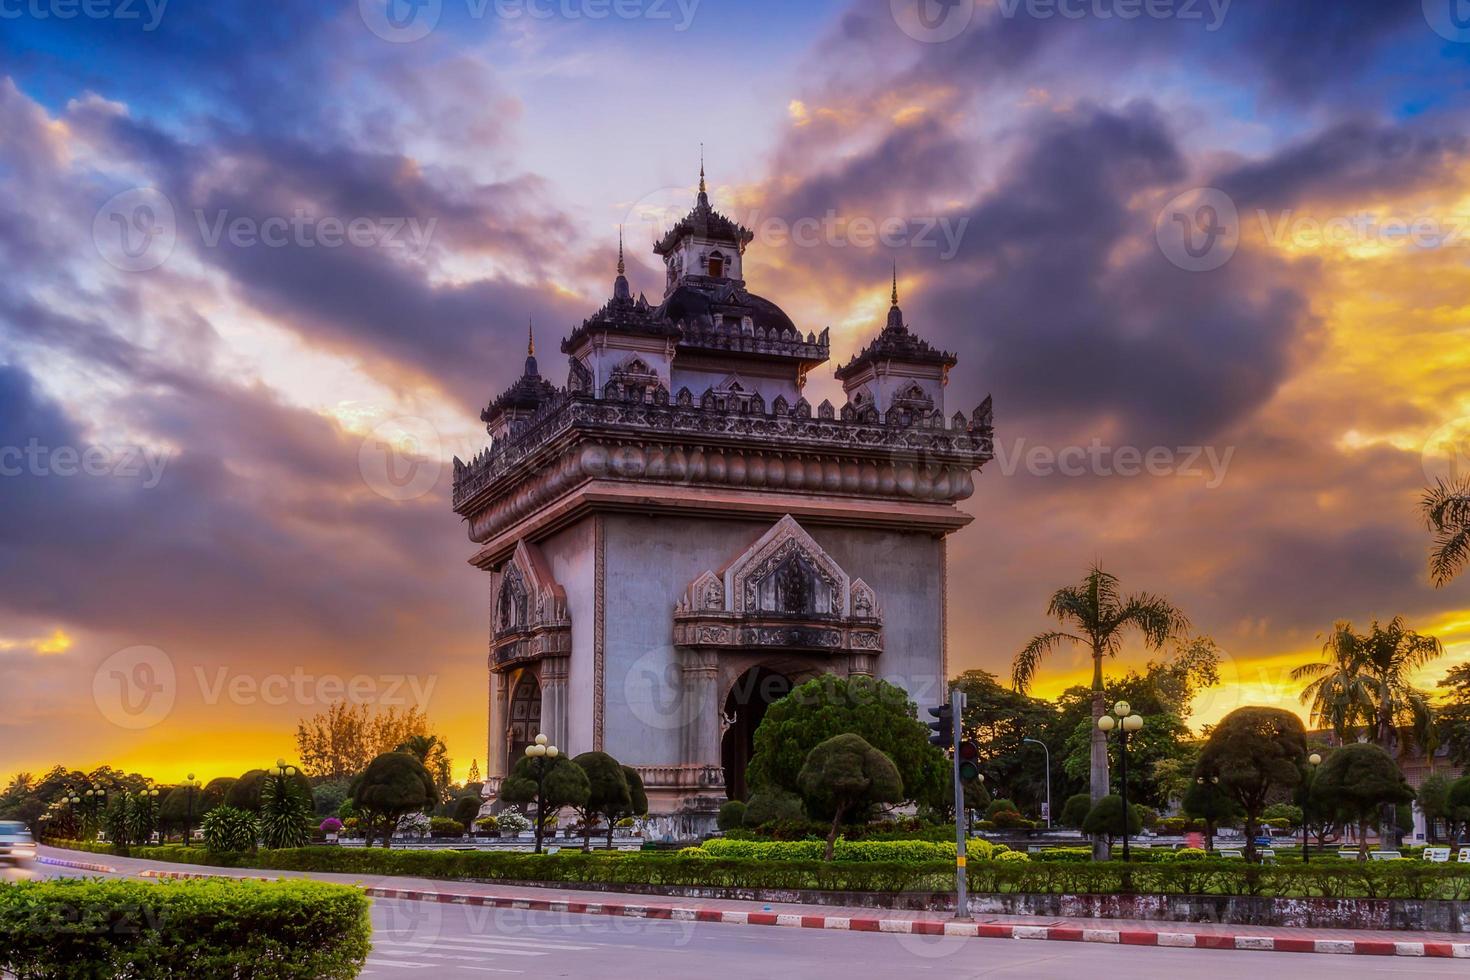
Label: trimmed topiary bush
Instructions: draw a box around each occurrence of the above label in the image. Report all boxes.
[0,877,370,978]
[717,800,747,831]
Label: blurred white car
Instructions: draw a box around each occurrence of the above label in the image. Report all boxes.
[0,821,36,868]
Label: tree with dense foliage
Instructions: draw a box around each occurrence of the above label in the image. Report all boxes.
[226,768,314,813]
[1182,776,1240,852]
[1010,566,1189,857]
[1081,794,1142,844]
[1060,793,1092,828]
[1195,706,1307,862]
[1448,776,1470,842]
[717,800,747,831]
[796,734,904,860]
[499,754,591,840]
[745,675,946,809]
[1418,774,1452,844]
[1422,477,1470,586]
[1437,663,1470,768]
[1312,743,1414,860]
[395,734,453,799]
[452,796,482,828]
[607,766,647,848]
[1293,618,1443,748]
[1292,617,1442,845]
[570,752,631,852]
[295,703,440,781]
[951,669,1060,808]
[349,751,437,848]
[742,788,804,827]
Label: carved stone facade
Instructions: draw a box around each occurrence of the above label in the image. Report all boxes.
[454,175,992,836]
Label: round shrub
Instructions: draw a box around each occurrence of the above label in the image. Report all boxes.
[429,817,464,838]
[474,815,499,833]
[319,817,343,835]
[718,800,747,832]
[995,849,1030,862]
[1170,847,1207,861]
[1060,793,1092,828]
[985,799,1020,819]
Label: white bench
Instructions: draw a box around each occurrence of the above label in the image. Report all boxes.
[1369,850,1403,861]
[1219,849,1244,859]
[1338,849,1359,859]
[1258,848,1277,863]
[1459,847,1470,863]
[1423,847,1451,863]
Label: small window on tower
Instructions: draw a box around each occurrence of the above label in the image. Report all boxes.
[707,251,725,277]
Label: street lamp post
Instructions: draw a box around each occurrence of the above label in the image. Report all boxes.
[1021,738,1052,829]
[1097,701,1145,862]
[1302,752,1321,863]
[523,733,559,855]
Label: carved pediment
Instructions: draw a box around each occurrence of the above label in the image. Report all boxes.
[494,539,569,636]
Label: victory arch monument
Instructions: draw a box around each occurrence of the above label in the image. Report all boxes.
[452,173,994,834]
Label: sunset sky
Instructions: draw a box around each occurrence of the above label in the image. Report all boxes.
[2,0,1469,787]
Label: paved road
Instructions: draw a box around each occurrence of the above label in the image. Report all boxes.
[20,860,1468,978]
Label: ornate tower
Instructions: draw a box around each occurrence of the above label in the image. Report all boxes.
[453,175,993,836]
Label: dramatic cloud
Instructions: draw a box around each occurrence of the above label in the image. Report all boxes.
[1,0,1468,784]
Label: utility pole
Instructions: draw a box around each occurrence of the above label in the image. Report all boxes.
[1022,738,1051,829]
[951,687,968,919]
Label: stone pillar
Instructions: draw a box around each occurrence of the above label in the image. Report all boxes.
[485,669,510,803]
[540,655,571,752]
[679,647,724,791]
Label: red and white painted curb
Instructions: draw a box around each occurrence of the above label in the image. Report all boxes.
[38,855,116,874]
[359,886,1470,959]
[58,862,1470,958]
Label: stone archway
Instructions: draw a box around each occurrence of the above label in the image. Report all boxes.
[721,666,793,801]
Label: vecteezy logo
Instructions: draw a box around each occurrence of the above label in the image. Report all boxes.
[93,645,176,730]
[1424,0,1470,43]
[891,0,975,43]
[1423,418,1470,486]
[93,188,177,272]
[622,648,694,731]
[1155,187,1239,272]
[358,416,443,501]
[359,0,441,43]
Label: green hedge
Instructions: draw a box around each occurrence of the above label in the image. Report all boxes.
[0,877,370,979]
[42,841,1470,901]
[702,837,1013,862]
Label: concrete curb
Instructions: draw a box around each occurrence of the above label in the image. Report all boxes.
[38,855,116,874]
[121,870,1470,958]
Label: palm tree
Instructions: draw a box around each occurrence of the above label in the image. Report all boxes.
[1422,479,1470,587]
[1291,617,1444,846]
[1011,565,1189,858]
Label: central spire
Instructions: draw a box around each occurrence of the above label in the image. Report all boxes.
[697,143,708,207]
[613,227,631,301]
[886,264,905,331]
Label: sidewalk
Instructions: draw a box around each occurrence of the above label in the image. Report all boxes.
[39,846,1470,959]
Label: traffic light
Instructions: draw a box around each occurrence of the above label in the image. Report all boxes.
[927,704,953,747]
[957,740,982,781]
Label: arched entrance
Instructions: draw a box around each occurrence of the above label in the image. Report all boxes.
[508,672,541,761]
[721,667,792,801]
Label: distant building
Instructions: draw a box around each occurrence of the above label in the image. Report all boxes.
[452,171,993,835]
